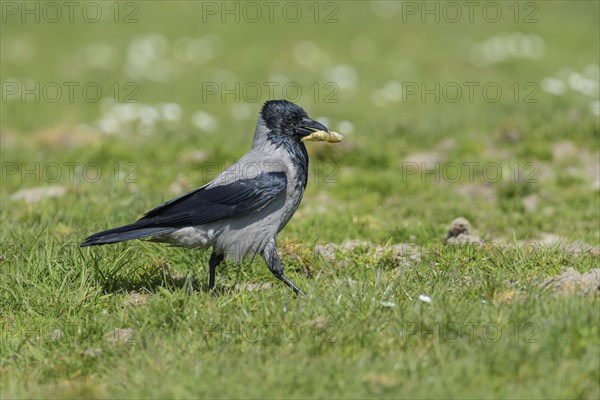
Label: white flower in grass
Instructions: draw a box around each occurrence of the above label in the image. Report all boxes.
[418,294,432,304]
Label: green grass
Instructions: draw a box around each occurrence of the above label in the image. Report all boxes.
[1,1,599,399]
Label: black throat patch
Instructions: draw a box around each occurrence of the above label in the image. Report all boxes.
[266,132,309,190]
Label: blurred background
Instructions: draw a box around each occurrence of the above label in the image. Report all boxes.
[1,1,599,244]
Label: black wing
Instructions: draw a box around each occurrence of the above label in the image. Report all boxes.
[81,171,287,246]
[138,170,287,228]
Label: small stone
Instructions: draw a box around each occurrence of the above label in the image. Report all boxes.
[445,217,471,238]
[444,217,483,245]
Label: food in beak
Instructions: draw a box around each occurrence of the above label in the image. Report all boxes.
[301,130,344,143]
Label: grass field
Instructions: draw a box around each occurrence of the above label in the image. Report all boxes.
[1,1,599,398]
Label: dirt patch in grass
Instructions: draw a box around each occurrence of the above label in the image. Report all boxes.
[123,292,150,307]
[543,268,600,296]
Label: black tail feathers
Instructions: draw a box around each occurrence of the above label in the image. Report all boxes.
[80,224,176,247]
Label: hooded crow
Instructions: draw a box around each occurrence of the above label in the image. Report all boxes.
[81,100,343,295]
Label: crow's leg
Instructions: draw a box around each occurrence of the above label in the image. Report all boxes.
[262,241,306,296]
[208,251,224,290]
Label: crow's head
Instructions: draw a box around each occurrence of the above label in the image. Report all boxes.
[260,100,330,142]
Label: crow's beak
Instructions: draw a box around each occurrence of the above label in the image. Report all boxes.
[300,117,344,143]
